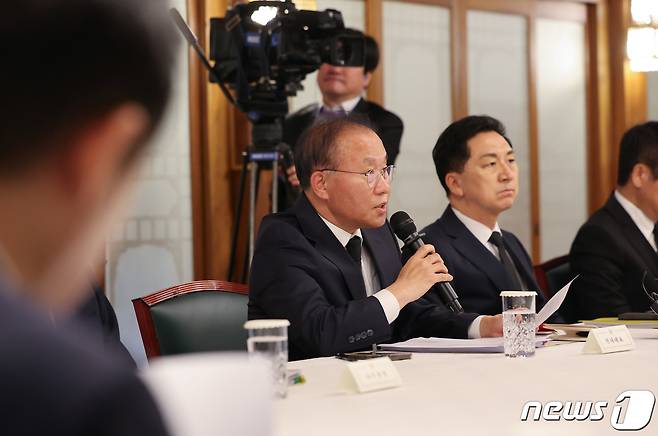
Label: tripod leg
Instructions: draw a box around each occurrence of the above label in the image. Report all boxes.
[271,158,278,213]
[228,152,248,282]
[243,161,259,283]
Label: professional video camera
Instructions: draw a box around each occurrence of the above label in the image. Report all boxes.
[208,0,365,121]
[171,1,364,281]
[172,0,364,141]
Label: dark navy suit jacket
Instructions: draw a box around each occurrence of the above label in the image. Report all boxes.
[564,194,658,322]
[0,284,169,436]
[283,98,403,164]
[421,207,546,316]
[249,195,478,361]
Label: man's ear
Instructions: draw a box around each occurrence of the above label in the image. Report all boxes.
[630,163,651,189]
[363,71,372,89]
[445,172,464,198]
[60,103,149,198]
[310,170,330,200]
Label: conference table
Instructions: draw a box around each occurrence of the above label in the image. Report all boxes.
[275,330,658,436]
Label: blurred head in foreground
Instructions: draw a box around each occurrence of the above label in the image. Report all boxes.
[0,0,176,311]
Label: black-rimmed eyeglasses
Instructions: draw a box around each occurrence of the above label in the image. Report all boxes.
[319,165,395,187]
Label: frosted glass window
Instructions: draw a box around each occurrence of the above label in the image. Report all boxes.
[106,0,194,366]
[536,18,587,261]
[468,11,531,251]
[648,72,658,120]
[384,1,452,229]
[289,0,365,112]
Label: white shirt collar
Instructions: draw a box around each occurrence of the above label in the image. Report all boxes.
[319,214,362,247]
[614,190,657,250]
[321,95,362,114]
[451,206,501,245]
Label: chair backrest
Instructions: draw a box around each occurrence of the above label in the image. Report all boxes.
[133,281,249,360]
[534,255,572,299]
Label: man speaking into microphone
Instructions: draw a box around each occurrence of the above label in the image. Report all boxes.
[248,118,502,360]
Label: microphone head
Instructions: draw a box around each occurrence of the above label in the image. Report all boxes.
[390,211,417,241]
[278,143,294,168]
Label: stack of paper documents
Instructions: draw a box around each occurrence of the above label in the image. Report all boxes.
[582,318,658,329]
[379,337,549,353]
[380,277,577,353]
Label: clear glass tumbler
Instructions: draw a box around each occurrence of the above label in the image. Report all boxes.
[244,319,290,397]
[500,291,537,358]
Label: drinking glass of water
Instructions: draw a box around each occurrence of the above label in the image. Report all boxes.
[500,291,537,358]
[244,319,290,397]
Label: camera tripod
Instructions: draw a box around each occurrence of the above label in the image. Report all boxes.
[227,120,292,283]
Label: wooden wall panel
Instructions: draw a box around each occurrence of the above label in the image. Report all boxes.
[451,0,468,119]
[585,2,614,213]
[188,0,234,280]
[188,0,206,279]
[527,16,541,261]
[366,0,384,105]
[186,0,645,275]
[605,0,647,202]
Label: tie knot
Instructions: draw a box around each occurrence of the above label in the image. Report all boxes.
[346,236,362,264]
[488,231,504,248]
[318,106,347,121]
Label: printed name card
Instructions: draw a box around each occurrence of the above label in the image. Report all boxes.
[341,357,402,393]
[582,325,635,354]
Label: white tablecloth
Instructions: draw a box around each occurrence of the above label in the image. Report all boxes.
[276,330,658,436]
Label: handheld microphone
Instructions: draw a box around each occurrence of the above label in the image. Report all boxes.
[277,143,300,192]
[277,143,295,170]
[390,211,464,314]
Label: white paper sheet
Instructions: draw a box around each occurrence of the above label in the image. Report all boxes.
[379,336,548,353]
[141,353,272,436]
[380,277,574,354]
[535,275,578,326]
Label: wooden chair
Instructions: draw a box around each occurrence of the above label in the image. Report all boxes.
[534,255,573,300]
[133,280,249,360]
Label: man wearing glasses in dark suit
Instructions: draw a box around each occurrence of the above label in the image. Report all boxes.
[249,117,502,361]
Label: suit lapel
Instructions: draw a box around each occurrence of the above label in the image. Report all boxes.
[606,195,658,277]
[294,195,367,300]
[352,98,368,115]
[441,207,514,292]
[362,225,399,288]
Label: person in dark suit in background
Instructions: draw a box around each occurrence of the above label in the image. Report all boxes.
[249,117,502,361]
[280,32,403,209]
[73,285,135,367]
[563,122,658,322]
[421,116,547,316]
[0,1,175,434]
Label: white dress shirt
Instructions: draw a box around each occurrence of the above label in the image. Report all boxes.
[451,207,503,260]
[319,95,362,115]
[319,215,483,338]
[319,216,400,323]
[615,190,658,252]
[451,206,514,338]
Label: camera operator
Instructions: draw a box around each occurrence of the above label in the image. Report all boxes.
[281,31,403,209]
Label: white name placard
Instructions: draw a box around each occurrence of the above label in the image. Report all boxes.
[582,325,635,354]
[341,357,402,393]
